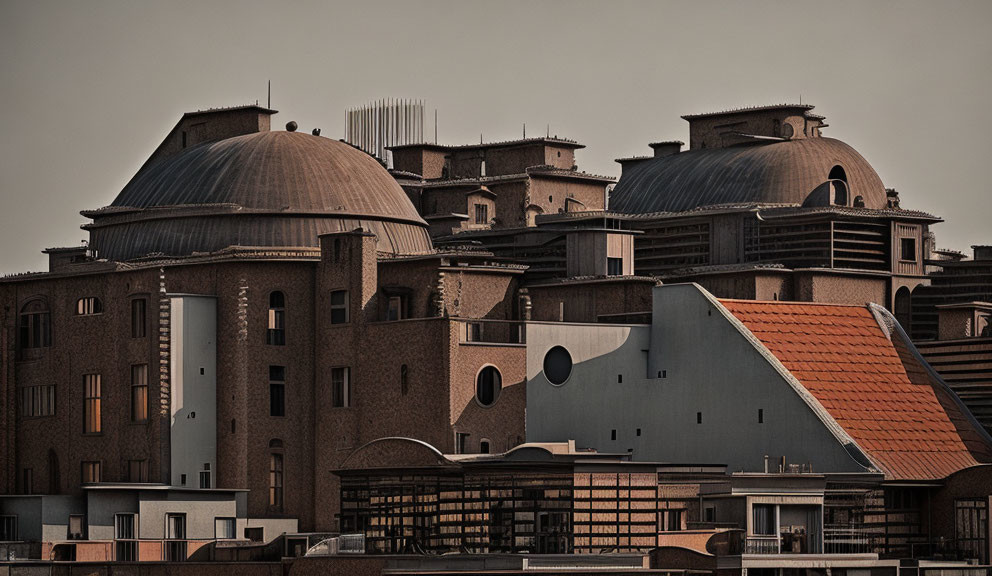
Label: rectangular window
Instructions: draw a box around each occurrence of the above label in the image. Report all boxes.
[607,257,623,276]
[115,513,138,561]
[215,517,235,540]
[131,364,148,422]
[270,365,286,417]
[76,297,102,316]
[269,454,284,510]
[131,298,147,338]
[467,322,483,342]
[752,504,776,535]
[662,509,684,531]
[330,290,349,324]
[19,385,56,417]
[387,296,404,321]
[455,432,470,455]
[955,498,989,564]
[332,367,350,408]
[81,461,101,484]
[21,469,33,495]
[900,237,917,261]
[127,459,148,483]
[165,513,187,561]
[19,305,51,349]
[474,203,488,224]
[83,374,101,433]
[0,515,17,541]
[68,514,85,539]
[199,471,211,489]
[244,527,264,542]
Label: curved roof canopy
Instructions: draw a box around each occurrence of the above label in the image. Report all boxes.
[609,138,887,214]
[85,131,431,260]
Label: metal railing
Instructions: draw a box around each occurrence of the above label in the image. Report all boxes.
[823,526,873,554]
[744,535,780,554]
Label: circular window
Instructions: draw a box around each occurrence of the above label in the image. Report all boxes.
[475,366,502,407]
[543,346,572,385]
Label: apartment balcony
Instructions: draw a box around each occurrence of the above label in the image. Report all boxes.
[456,319,526,345]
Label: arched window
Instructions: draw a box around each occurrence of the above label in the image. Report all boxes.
[828,165,849,206]
[269,439,284,511]
[894,287,912,333]
[19,299,51,350]
[479,439,491,454]
[828,165,848,183]
[400,364,409,395]
[75,297,103,316]
[475,366,502,407]
[267,291,286,345]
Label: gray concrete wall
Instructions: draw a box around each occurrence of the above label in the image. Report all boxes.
[40,495,86,543]
[170,296,217,489]
[526,283,869,474]
[0,497,43,542]
[85,491,138,540]
[138,491,237,540]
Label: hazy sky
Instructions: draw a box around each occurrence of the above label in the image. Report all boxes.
[2,0,990,274]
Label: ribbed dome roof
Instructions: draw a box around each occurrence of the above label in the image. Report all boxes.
[84,131,432,260]
[609,138,887,214]
[112,131,426,224]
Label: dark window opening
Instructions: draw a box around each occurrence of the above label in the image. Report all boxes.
[617,374,622,383]
[455,432,470,455]
[607,257,623,276]
[330,290,349,324]
[543,346,572,385]
[476,366,502,407]
[332,367,350,408]
[19,299,51,350]
[636,428,642,436]
[479,439,491,454]
[758,409,764,423]
[269,366,285,417]
[900,237,917,261]
[127,459,148,483]
[696,412,702,424]
[611,429,617,440]
[130,298,147,338]
[474,203,488,224]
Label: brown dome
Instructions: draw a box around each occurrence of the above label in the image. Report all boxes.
[609,137,887,214]
[84,131,431,260]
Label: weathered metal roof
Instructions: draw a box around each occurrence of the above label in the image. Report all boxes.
[609,138,888,214]
[86,131,432,260]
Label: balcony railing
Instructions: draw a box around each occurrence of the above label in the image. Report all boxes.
[744,535,781,554]
[823,525,873,554]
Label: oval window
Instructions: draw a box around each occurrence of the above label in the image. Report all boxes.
[475,366,502,407]
[543,346,573,385]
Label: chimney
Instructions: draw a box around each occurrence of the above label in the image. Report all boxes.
[648,140,683,158]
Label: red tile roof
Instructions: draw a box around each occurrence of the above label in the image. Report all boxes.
[720,299,987,481]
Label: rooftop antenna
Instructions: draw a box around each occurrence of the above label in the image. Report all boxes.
[546,124,550,138]
[523,123,526,139]
[267,80,271,109]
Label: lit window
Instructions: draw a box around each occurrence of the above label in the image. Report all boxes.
[475,366,502,407]
[215,517,236,540]
[269,453,284,510]
[83,374,101,434]
[127,459,148,483]
[332,367,350,408]
[75,297,103,316]
[330,290,349,324]
[267,292,286,345]
[130,298,147,338]
[131,365,148,422]
[900,237,917,261]
[607,257,623,276]
[269,366,285,417]
[19,385,55,417]
[19,299,51,349]
[474,203,488,224]
[81,461,101,484]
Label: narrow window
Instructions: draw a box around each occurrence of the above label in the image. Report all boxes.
[758,409,764,424]
[21,469,33,495]
[267,291,286,345]
[199,470,211,489]
[75,297,103,316]
[479,439,491,454]
[467,322,483,342]
[48,450,60,494]
[19,385,56,417]
[81,461,101,483]
[115,513,138,561]
[333,238,341,262]
[181,131,187,148]
[330,290,349,324]
[127,459,148,483]
[269,366,286,417]
[180,474,186,486]
[607,257,623,276]
[332,367,350,408]
[475,366,502,407]
[696,412,702,424]
[269,453,284,510]
[387,296,404,321]
[83,374,102,433]
[130,298,147,338]
[400,364,409,395]
[0,516,18,541]
[474,203,488,224]
[165,514,187,561]
[636,428,642,436]
[611,429,617,440]
[131,365,148,422]
[68,514,85,540]
[617,374,623,383]
[19,299,51,349]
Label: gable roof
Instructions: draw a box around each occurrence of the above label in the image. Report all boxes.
[719,299,990,481]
